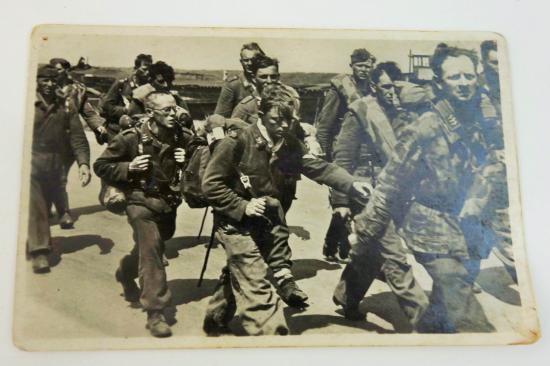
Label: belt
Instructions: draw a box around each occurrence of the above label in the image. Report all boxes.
[413,198,460,216]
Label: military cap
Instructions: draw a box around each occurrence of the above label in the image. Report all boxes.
[49,58,71,69]
[350,48,375,64]
[37,65,59,79]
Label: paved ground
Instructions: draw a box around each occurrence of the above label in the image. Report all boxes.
[14,132,523,348]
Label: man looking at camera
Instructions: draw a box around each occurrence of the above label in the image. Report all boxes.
[316,48,376,262]
[214,42,266,117]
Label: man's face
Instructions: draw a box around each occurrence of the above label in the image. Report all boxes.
[254,66,280,89]
[139,60,152,72]
[484,50,498,75]
[54,63,66,75]
[148,94,178,129]
[240,49,261,76]
[375,71,397,108]
[440,55,478,102]
[262,106,289,142]
[151,74,169,91]
[351,60,374,81]
[37,77,56,97]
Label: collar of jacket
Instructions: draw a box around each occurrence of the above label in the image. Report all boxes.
[242,73,259,96]
[35,92,58,113]
[141,120,177,149]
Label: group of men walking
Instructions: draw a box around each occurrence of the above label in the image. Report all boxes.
[27,39,515,338]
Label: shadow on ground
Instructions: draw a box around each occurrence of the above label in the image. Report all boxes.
[292,258,341,281]
[361,291,414,333]
[285,306,394,335]
[49,204,108,226]
[477,266,521,306]
[72,204,107,220]
[164,278,217,325]
[50,234,114,267]
[164,236,213,259]
[289,226,311,241]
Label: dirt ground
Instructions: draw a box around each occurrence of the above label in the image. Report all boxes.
[14,132,523,348]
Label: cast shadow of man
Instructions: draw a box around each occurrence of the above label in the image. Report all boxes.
[49,234,114,267]
[288,226,311,241]
[476,266,521,306]
[49,204,106,226]
[291,258,341,281]
[284,306,395,335]
[164,235,212,259]
[164,278,218,326]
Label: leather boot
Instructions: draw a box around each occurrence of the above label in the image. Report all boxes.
[146,310,172,338]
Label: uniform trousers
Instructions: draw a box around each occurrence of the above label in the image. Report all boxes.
[27,151,65,255]
[414,253,494,333]
[205,213,289,335]
[118,204,175,311]
[333,220,429,327]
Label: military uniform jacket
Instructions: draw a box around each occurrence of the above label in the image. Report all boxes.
[93,121,192,213]
[100,78,134,129]
[315,74,373,161]
[214,74,257,118]
[331,95,412,207]
[202,122,357,223]
[231,83,301,124]
[33,93,90,167]
[355,94,502,259]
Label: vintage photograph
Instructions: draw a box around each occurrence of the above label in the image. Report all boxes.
[13,25,538,350]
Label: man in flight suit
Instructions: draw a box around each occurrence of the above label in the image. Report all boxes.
[315,48,376,262]
[331,62,429,326]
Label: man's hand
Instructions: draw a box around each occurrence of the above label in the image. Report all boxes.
[96,125,108,136]
[333,207,352,220]
[352,181,373,198]
[129,154,151,172]
[245,198,266,217]
[174,148,186,164]
[78,164,91,187]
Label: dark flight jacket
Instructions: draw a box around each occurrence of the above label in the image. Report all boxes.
[94,121,192,213]
[202,122,357,223]
[315,74,372,161]
[33,94,90,167]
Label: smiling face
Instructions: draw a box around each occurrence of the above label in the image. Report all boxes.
[439,55,478,102]
[261,106,289,142]
[37,77,56,97]
[139,59,152,72]
[147,93,178,129]
[254,65,280,90]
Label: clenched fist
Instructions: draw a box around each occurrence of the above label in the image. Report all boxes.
[245,198,267,217]
[129,154,151,172]
[174,148,186,164]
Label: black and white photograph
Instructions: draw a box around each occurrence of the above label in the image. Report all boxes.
[12,25,538,350]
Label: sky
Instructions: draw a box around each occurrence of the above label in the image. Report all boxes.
[35,30,487,74]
